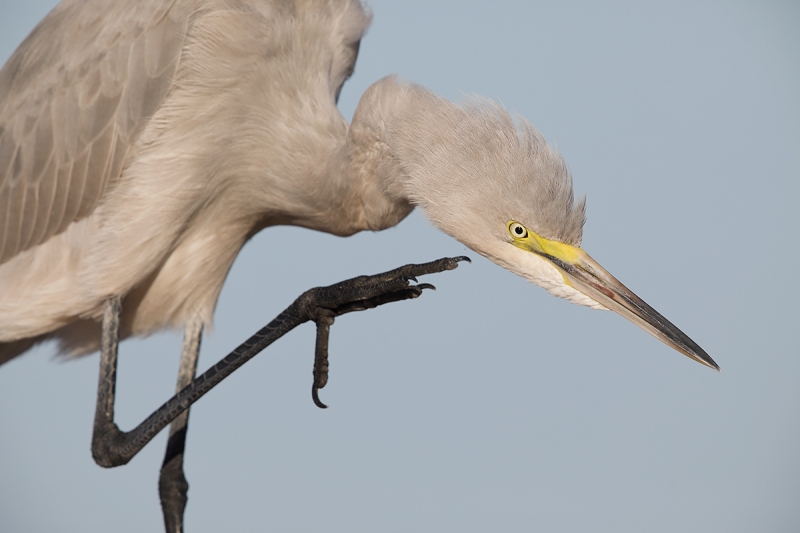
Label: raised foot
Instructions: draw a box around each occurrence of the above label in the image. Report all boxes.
[304,256,471,408]
[89,257,471,473]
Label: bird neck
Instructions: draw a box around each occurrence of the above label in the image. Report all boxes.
[340,77,411,232]
[344,76,456,234]
[345,77,490,250]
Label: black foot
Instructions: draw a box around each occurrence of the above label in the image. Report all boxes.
[304,256,471,408]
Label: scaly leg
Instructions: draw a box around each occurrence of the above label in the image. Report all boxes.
[90,256,469,529]
[159,319,203,533]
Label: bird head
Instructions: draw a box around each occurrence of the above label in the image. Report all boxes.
[384,84,718,370]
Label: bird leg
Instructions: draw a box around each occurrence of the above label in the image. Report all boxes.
[90,255,469,474]
[92,296,123,467]
[159,318,203,533]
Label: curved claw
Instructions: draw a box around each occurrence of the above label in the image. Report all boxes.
[303,256,471,411]
[312,385,328,409]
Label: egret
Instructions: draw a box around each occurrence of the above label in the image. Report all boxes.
[0,0,718,531]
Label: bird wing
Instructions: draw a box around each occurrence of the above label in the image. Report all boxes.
[0,0,189,265]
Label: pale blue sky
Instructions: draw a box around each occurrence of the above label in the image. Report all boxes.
[1,1,798,532]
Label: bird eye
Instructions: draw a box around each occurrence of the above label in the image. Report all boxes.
[508,222,528,239]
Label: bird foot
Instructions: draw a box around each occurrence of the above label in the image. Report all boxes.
[302,256,471,408]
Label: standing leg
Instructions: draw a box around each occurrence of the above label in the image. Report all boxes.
[159,318,203,533]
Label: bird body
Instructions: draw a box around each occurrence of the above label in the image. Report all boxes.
[0,0,377,359]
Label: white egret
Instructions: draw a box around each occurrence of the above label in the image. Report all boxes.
[0,0,717,531]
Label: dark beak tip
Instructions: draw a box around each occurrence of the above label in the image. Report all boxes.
[697,354,721,372]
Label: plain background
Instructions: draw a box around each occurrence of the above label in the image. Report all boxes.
[1,1,798,532]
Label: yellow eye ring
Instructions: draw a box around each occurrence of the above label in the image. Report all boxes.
[508,221,528,239]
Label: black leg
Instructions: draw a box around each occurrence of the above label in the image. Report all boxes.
[159,319,203,533]
[92,296,123,467]
[90,256,469,496]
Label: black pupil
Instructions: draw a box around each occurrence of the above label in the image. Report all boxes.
[515,226,523,234]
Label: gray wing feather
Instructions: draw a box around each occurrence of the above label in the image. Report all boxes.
[0,0,188,264]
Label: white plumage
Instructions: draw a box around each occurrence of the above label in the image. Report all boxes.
[1,0,594,363]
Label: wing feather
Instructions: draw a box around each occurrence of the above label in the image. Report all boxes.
[2,179,26,259]
[0,0,187,264]
[46,160,72,241]
[27,157,58,247]
[59,146,89,232]
[0,187,10,255]
[78,122,116,218]
[31,102,55,183]
[18,181,38,252]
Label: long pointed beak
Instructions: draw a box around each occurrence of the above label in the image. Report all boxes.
[546,249,719,370]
